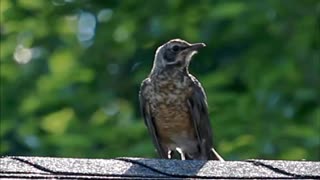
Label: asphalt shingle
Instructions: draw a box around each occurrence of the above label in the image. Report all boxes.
[0,156,319,179]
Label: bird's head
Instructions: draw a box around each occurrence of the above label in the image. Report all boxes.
[152,39,206,71]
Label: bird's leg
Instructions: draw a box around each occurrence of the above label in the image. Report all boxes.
[176,147,185,160]
[211,148,224,161]
[167,150,172,159]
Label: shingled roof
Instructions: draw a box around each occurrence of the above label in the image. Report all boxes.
[0,156,319,179]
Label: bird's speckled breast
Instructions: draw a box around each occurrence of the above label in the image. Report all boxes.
[145,71,196,147]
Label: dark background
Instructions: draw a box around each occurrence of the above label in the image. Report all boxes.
[1,0,319,160]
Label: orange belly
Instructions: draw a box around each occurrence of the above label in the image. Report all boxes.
[153,104,196,146]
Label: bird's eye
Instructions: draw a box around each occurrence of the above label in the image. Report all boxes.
[172,45,180,52]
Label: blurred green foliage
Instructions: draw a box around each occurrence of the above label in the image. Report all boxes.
[0,0,319,160]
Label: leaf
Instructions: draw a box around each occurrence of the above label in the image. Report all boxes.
[41,108,74,134]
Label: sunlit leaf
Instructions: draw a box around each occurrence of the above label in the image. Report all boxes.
[41,108,74,134]
[49,50,76,76]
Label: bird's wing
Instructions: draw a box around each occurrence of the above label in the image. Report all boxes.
[139,79,167,158]
[187,76,223,160]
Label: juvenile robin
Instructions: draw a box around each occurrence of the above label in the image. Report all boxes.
[139,39,223,160]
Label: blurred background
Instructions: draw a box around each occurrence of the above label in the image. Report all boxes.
[0,0,319,160]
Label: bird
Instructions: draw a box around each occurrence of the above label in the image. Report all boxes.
[139,38,224,161]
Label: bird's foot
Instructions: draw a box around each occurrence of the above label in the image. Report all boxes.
[176,147,185,160]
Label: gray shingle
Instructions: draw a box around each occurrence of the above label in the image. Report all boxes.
[1,156,319,179]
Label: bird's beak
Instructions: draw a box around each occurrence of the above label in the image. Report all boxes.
[187,43,206,51]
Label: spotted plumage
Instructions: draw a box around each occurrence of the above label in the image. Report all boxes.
[139,39,223,160]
